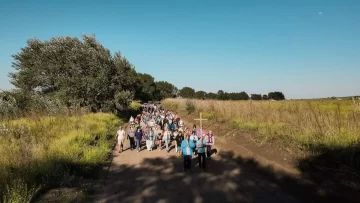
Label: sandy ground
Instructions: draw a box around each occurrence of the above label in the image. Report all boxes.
[90,133,311,203]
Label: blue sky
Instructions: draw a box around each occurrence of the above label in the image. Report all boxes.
[0,0,359,99]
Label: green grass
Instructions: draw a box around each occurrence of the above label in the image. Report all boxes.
[163,98,360,154]
[0,113,122,203]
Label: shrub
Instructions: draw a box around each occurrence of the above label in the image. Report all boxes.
[185,100,195,114]
[129,101,141,111]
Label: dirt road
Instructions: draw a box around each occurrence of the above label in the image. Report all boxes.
[91,132,336,203]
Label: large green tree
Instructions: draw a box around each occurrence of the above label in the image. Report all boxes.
[195,91,207,99]
[154,81,178,100]
[135,73,156,102]
[268,91,285,100]
[179,87,195,98]
[9,35,137,112]
[250,94,262,100]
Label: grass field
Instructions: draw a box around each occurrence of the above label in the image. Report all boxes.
[163,98,360,155]
[0,113,122,203]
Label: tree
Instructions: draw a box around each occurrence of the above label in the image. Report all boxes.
[268,91,285,100]
[217,90,227,100]
[262,94,268,100]
[135,73,156,102]
[179,87,195,98]
[154,81,177,100]
[237,91,249,100]
[195,91,207,99]
[250,94,262,100]
[9,35,138,112]
[206,92,218,99]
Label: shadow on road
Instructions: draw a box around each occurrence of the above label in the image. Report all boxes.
[94,149,355,203]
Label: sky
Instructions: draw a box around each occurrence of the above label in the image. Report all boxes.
[0,0,359,99]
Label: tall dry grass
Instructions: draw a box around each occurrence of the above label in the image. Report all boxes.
[163,98,360,151]
[0,113,122,203]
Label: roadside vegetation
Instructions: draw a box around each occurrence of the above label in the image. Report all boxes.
[0,113,121,202]
[163,98,360,169]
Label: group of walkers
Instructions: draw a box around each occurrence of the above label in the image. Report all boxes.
[115,103,215,172]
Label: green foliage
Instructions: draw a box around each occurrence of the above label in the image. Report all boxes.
[185,100,196,114]
[154,81,178,100]
[268,91,285,100]
[195,91,207,99]
[251,94,262,100]
[135,73,156,102]
[129,101,141,111]
[0,90,65,119]
[217,90,228,100]
[2,178,40,203]
[179,87,195,98]
[0,113,121,202]
[9,35,137,112]
[206,92,218,99]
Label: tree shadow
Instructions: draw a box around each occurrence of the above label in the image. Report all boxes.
[92,149,356,203]
[297,145,360,201]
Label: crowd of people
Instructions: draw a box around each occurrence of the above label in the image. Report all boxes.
[115,103,215,172]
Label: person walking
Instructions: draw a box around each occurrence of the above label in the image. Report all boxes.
[116,126,125,153]
[128,125,136,150]
[156,125,163,151]
[206,130,215,158]
[192,124,197,136]
[190,131,198,156]
[197,126,204,139]
[163,128,171,152]
[175,130,184,157]
[181,134,196,172]
[145,128,152,151]
[173,129,179,151]
[196,134,207,171]
[135,127,143,152]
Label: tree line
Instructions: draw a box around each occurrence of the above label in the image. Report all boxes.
[2,35,285,116]
[178,87,285,100]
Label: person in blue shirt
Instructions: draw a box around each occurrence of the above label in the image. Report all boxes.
[196,134,207,171]
[181,134,196,172]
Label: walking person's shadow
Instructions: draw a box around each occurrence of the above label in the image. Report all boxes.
[91,148,354,203]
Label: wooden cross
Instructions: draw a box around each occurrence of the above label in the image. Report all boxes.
[194,112,208,129]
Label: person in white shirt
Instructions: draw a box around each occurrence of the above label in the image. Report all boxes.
[116,126,126,153]
[162,128,171,152]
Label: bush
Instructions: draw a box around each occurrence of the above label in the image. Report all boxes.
[0,90,66,119]
[129,101,141,111]
[185,100,195,114]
